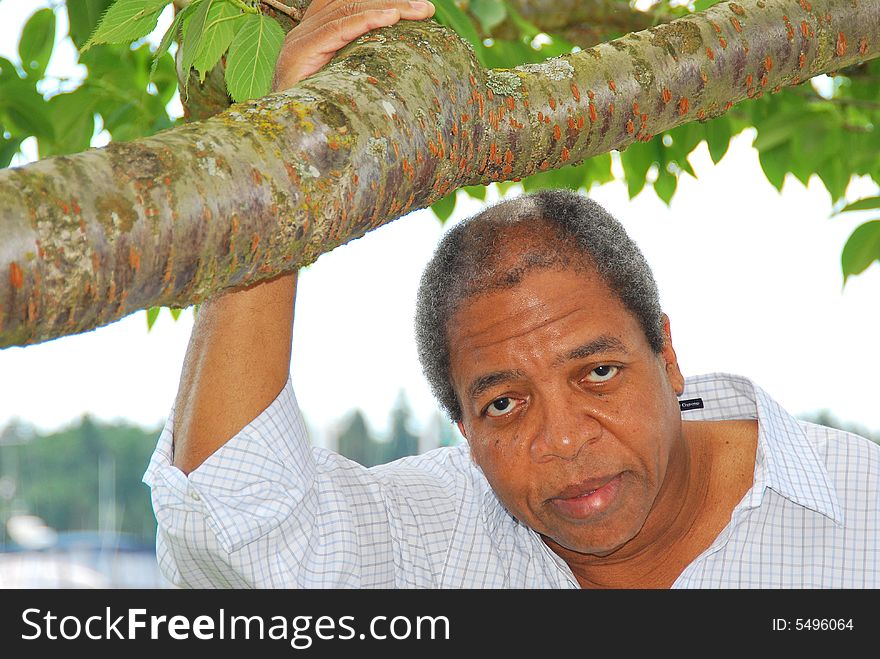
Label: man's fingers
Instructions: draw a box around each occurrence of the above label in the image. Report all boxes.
[273,0,435,89]
[292,1,434,54]
[326,8,402,44]
[311,1,435,29]
[273,9,398,87]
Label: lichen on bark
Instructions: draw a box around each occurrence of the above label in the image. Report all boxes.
[0,0,878,347]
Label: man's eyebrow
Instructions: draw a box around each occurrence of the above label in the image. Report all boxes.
[557,335,628,365]
[467,370,525,402]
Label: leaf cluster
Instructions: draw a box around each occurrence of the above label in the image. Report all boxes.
[749,63,880,282]
[87,0,285,102]
[1,1,178,167]
[1,417,160,544]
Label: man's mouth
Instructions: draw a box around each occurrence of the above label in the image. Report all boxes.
[549,473,623,519]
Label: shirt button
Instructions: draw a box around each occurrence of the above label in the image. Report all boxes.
[190,490,201,502]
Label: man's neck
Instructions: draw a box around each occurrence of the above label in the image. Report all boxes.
[543,419,757,588]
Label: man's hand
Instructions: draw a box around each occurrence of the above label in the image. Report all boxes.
[273,0,436,92]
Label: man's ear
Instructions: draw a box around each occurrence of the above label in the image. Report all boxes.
[456,420,469,441]
[661,314,685,396]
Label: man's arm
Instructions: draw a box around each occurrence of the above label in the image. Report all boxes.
[171,0,436,475]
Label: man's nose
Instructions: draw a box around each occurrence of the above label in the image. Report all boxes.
[529,401,603,462]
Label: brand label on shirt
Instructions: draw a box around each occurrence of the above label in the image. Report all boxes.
[679,397,704,411]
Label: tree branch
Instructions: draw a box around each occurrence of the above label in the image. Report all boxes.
[475,0,657,51]
[501,0,655,46]
[260,0,304,21]
[1,0,878,346]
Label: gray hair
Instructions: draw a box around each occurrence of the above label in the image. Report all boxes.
[414,189,665,421]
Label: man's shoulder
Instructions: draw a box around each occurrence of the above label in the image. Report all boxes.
[797,420,880,518]
[798,419,880,473]
[368,443,488,491]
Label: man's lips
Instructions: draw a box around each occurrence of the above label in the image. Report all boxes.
[548,473,623,519]
[552,474,621,500]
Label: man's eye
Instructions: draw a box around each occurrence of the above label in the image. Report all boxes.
[584,365,619,383]
[486,397,515,417]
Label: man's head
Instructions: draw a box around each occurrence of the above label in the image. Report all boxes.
[414,189,687,556]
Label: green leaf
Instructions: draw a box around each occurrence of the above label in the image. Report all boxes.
[42,88,97,157]
[169,307,183,321]
[789,113,838,188]
[462,184,487,201]
[585,153,613,186]
[151,0,201,75]
[0,136,22,168]
[146,306,160,330]
[815,156,848,202]
[654,168,677,205]
[704,115,731,164]
[521,162,588,193]
[151,51,178,104]
[68,0,114,49]
[538,38,576,59]
[675,157,696,179]
[666,122,702,158]
[80,43,174,142]
[619,142,655,198]
[433,0,486,64]
[752,118,796,152]
[480,38,539,67]
[838,196,880,214]
[179,0,214,82]
[19,8,56,79]
[841,220,880,283]
[0,80,55,141]
[693,0,723,11]
[431,191,457,223]
[224,12,285,102]
[193,1,243,82]
[757,144,787,191]
[0,56,21,83]
[83,0,170,51]
[470,0,507,33]
[504,2,540,39]
[495,180,518,195]
[786,135,818,187]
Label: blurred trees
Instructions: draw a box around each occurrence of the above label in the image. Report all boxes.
[334,391,460,466]
[0,416,158,544]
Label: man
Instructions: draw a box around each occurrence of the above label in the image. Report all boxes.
[144,0,879,588]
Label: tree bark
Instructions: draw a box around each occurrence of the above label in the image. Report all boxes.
[1,0,878,347]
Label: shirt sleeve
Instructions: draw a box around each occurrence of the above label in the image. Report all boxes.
[143,378,401,588]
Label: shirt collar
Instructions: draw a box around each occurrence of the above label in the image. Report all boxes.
[680,372,844,526]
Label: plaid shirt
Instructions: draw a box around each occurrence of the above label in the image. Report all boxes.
[144,372,879,588]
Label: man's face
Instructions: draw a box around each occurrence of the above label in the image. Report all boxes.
[449,264,685,557]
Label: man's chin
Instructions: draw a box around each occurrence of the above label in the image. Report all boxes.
[541,528,637,559]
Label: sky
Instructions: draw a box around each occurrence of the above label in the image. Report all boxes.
[1,1,879,448]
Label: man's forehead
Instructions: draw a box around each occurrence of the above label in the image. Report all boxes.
[446,267,641,373]
[472,217,570,256]
[457,230,598,297]
[450,258,611,328]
